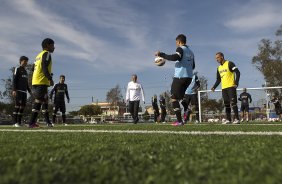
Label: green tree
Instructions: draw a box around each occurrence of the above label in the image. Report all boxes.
[252,25,282,90]
[69,111,79,116]
[79,105,101,116]
[106,85,123,106]
[143,110,150,121]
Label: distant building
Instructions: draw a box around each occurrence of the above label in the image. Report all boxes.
[92,102,126,116]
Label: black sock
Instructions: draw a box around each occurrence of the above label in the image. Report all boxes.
[232,105,239,120]
[42,103,50,124]
[172,101,182,123]
[30,102,41,125]
[226,106,231,121]
[62,114,66,123]
[18,108,24,124]
[13,107,19,124]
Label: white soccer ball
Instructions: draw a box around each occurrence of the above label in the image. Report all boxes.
[154,56,166,66]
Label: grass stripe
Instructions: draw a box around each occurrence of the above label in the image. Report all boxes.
[1,129,282,135]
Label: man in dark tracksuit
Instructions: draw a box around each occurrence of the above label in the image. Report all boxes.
[159,94,167,123]
[12,56,32,127]
[151,95,160,123]
[270,96,282,120]
[238,88,252,122]
[50,75,70,125]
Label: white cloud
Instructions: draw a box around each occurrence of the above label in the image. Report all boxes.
[0,0,164,73]
[224,1,282,32]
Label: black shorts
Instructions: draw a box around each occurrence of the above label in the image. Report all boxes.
[171,77,192,100]
[53,101,66,113]
[222,87,237,105]
[32,85,48,101]
[184,94,198,106]
[275,107,282,115]
[241,104,249,112]
[15,91,27,106]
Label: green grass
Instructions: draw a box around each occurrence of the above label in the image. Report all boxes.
[0,123,282,184]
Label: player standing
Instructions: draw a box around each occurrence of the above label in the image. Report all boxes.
[50,75,70,125]
[211,52,240,124]
[238,88,252,122]
[29,38,55,128]
[159,94,167,123]
[151,95,160,123]
[125,74,145,124]
[12,56,32,127]
[270,96,282,120]
[155,34,195,126]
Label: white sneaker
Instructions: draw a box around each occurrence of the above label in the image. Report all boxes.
[194,120,199,124]
[14,123,22,127]
[162,122,166,124]
[64,123,68,126]
[222,120,231,124]
[233,119,240,124]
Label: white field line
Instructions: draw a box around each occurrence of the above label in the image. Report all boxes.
[1,129,282,135]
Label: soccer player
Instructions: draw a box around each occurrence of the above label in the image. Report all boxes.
[159,94,167,123]
[151,95,160,123]
[29,38,55,128]
[125,74,145,124]
[270,96,282,120]
[238,88,252,122]
[50,75,70,125]
[211,52,240,124]
[155,34,195,126]
[12,56,32,127]
[181,72,200,123]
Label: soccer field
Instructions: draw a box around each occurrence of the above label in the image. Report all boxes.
[1,123,282,184]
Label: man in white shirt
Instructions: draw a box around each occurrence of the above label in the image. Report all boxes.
[126,74,145,124]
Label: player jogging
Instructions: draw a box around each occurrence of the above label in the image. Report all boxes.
[50,75,70,125]
[211,52,240,124]
[181,72,200,123]
[238,88,252,122]
[12,56,32,127]
[155,34,195,126]
[29,38,55,128]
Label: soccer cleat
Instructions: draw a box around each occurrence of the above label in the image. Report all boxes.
[29,123,39,128]
[14,123,22,127]
[233,119,240,124]
[47,123,54,127]
[222,119,231,124]
[64,123,68,126]
[194,120,199,124]
[171,121,184,126]
[162,121,166,124]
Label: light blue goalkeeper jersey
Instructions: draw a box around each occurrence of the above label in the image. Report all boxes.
[174,45,194,78]
[185,74,198,95]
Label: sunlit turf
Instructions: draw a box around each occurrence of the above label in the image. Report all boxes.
[0,122,282,184]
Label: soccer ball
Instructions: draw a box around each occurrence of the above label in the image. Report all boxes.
[154,56,166,66]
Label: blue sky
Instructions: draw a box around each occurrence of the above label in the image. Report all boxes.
[0,0,282,112]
